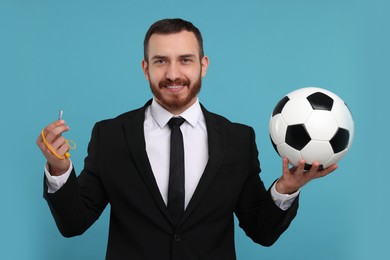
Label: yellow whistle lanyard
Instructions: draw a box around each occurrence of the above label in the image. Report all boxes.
[41,130,76,160]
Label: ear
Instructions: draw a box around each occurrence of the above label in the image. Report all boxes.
[201,56,209,78]
[141,59,150,80]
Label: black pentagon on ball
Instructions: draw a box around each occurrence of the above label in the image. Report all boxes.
[307,92,334,111]
[304,163,324,171]
[330,127,350,153]
[272,96,290,116]
[285,124,311,151]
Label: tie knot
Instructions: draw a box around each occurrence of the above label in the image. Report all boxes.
[168,117,185,128]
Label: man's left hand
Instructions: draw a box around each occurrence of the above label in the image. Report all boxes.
[275,157,338,194]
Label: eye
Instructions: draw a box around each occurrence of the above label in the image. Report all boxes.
[154,59,166,65]
[181,58,192,64]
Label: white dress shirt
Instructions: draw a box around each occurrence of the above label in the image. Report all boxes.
[144,98,208,208]
[45,98,299,210]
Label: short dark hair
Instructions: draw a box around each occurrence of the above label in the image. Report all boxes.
[143,18,204,61]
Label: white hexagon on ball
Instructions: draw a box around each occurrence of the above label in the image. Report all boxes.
[269,114,287,145]
[331,101,354,145]
[281,98,313,125]
[276,143,302,166]
[324,149,349,168]
[300,141,334,166]
[304,110,338,141]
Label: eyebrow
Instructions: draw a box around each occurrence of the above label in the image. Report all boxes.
[151,55,167,60]
[150,54,197,60]
[179,54,196,59]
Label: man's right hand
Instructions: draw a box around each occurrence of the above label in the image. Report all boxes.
[37,120,71,176]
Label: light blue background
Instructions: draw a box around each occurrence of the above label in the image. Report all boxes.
[0,0,388,259]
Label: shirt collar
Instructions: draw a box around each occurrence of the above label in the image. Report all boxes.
[150,98,203,128]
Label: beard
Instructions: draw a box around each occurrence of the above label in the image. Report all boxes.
[149,73,202,112]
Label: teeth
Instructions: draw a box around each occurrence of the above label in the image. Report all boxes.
[167,85,183,89]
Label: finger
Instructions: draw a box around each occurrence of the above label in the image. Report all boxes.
[43,120,66,134]
[40,140,70,162]
[36,134,45,148]
[39,143,60,160]
[282,157,291,174]
[57,142,70,157]
[37,127,65,151]
[37,140,51,156]
[39,135,63,155]
[44,124,70,143]
[308,161,320,174]
[318,164,338,177]
[51,136,68,151]
[295,159,306,174]
[46,124,69,138]
[38,122,70,160]
[37,133,55,154]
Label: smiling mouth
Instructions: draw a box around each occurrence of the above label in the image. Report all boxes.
[166,85,185,89]
[164,85,186,93]
[160,79,190,91]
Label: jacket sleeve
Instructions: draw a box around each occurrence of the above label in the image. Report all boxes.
[43,123,109,237]
[234,127,299,246]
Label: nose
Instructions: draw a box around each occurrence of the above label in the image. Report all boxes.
[166,63,181,81]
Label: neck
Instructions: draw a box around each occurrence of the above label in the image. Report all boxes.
[156,97,198,115]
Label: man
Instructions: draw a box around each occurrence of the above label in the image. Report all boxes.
[37,18,337,259]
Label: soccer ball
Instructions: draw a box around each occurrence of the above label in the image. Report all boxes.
[269,87,354,169]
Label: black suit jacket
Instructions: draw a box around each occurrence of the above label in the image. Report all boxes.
[44,100,298,259]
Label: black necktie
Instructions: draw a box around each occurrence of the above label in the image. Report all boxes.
[167,117,185,225]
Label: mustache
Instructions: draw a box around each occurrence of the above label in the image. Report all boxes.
[159,79,191,87]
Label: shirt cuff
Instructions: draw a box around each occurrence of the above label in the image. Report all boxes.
[270,179,300,211]
[44,161,73,193]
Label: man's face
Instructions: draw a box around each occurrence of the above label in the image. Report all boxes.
[142,30,209,114]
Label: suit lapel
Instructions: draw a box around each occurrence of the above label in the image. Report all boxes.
[123,101,227,228]
[179,105,225,225]
[123,100,173,225]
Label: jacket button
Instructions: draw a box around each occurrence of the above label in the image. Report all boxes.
[174,234,181,242]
